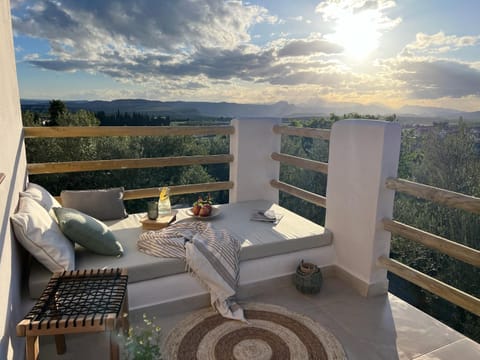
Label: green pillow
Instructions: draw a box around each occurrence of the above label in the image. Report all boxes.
[54,207,123,257]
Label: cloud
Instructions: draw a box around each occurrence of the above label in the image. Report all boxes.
[287,16,303,22]
[276,38,343,57]
[401,32,480,56]
[386,58,480,99]
[13,0,275,58]
[13,0,347,88]
[12,0,285,82]
[22,53,39,61]
[384,32,480,100]
[10,0,26,9]
[315,0,400,31]
[29,59,95,72]
[24,37,346,87]
[12,0,480,109]
[269,70,352,86]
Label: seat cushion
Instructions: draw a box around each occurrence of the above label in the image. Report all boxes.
[60,187,128,221]
[28,200,331,298]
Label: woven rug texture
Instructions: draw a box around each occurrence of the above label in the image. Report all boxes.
[164,302,347,360]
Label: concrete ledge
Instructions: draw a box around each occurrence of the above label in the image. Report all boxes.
[131,264,337,317]
[334,265,389,297]
[128,245,335,310]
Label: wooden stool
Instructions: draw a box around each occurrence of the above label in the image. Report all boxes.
[17,268,129,360]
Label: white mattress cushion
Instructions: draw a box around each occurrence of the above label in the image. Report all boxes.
[28,200,331,298]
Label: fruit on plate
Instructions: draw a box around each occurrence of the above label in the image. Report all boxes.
[192,203,201,216]
[199,203,212,217]
[192,194,213,217]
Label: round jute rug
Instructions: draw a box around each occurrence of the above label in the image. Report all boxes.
[164,303,347,359]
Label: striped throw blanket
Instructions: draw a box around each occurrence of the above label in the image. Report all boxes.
[138,222,244,321]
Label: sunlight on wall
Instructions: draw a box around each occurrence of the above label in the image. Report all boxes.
[0,1,28,359]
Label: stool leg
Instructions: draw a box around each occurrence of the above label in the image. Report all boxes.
[55,334,66,354]
[121,294,130,335]
[26,336,39,360]
[110,331,119,360]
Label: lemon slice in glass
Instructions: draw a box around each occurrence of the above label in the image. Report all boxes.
[159,186,170,201]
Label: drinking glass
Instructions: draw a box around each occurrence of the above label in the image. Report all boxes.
[147,201,159,220]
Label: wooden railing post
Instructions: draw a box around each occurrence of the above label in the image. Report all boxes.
[325,120,401,296]
[229,118,281,203]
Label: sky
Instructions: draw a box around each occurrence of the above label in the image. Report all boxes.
[10,0,480,112]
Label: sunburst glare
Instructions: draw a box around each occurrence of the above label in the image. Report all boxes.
[328,11,382,60]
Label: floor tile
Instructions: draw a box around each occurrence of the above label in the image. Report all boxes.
[414,338,480,360]
[36,277,478,360]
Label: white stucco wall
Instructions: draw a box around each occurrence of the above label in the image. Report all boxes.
[229,118,281,203]
[0,1,28,359]
[325,120,401,296]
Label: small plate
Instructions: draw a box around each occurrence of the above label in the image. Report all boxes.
[185,206,221,220]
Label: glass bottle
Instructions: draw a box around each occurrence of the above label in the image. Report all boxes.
[158,186,172,216]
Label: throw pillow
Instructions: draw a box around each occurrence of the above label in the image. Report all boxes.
[54,207,124,256]
[11,196,75,272]
[20,182,62,218]
[60,187,128,221]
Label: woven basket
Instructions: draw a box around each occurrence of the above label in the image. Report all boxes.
[293,260,323,294]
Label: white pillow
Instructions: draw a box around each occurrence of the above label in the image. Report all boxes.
[20,182,62,218]
[11,196,74,272]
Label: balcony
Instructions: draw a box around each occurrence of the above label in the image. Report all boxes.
[3,119,479,359]
[1,7,479,360]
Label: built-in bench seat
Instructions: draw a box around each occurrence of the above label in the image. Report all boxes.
[29,200,333,307]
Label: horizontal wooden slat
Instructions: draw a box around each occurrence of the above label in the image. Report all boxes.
[270,179,326,208]
[17,315,116,336]
[27,154,234,175]
[271,152,328,174]
[273,125,331,140]
[377,256,480,316]
[23,125,234,138]
[383,218,480,267]
[123,181,234,200]
[386,177,480,215]
[54,182,234,202]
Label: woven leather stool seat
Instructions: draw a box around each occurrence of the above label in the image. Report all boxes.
[17,268,129,360]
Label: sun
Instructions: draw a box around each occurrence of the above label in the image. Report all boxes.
[328,11,382,60]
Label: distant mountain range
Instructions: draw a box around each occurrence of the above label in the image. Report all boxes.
[20,99,480,123]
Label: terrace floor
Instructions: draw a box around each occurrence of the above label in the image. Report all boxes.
[36,276,480,360]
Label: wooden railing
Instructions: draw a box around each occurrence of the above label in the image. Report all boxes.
[378,256,480,316]
[271,152,328,174]
[270,180,326,208]
[273,124,331,140]
[25,125,234,199]
[382,219,480,267]
[24,125,234,138]
[271,125,330,207]
[386,177,480,215]
[121,182,233,200]
[28,155,234,175]
[380,177,480,316]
